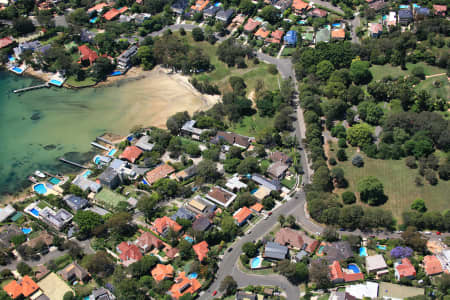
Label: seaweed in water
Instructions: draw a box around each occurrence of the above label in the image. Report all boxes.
[30,112,41,120]
[43,144,57,150]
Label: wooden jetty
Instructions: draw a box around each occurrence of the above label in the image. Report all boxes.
[13,82,50,94]
[59,158,88,169]
[91,142,110,151]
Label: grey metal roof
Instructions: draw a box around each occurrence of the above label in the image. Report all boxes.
[251,174,281,191]
[216,8,235,21]
[192,216,212,231]
[203,5,220,17]
[296,250,308,261]
[264,241,288,260]
[99,167,119,183]
[135,135,154,151]
[110,159,127,171]
[171,207,196,221]
[0,204,16,222]
[63,194,89,211]
[73,175,102,193]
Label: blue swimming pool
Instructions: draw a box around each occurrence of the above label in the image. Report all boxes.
[82,170,92,178]
[348,264,361,273]
[298,20,306,24]
[30,208,39,217]
[108,149,117,156]
[49,79,63,86]
[8,56,15,62]
[12,67,23,73]
[318,245,325,255]
[399,5,409,9]
[377,245,387,250]
[359,247,368,257]
[251,257,262,269]
[142,179,149,185]
[250,188,258,194]
[214,2,221,7]
[332,23,341,27]
[94,156,101,164]
[184,236,194,243]
[49,177,61,185]
[188,272,198,279]
[110,71,122,76]
[33,184,47,195]
[21,227,32,234]
[90,17,98,23]
[127,136,133,141]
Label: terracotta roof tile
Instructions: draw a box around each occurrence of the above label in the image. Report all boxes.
[250,203,263,212]
[331,28,345,39]
[169,272,202,299]
[151,264,174,282]
[243,18,261,32]
[119,146,142,163]
[193,241,209,261]
[233,206,252,224]
[145,164,175,184]
[396,258,416,278]
[424,255,443,275]
[152,216,182,235]
[255,27,270,38]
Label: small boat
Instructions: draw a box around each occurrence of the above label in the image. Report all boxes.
[34,170,46,178]
[28,176,37,183]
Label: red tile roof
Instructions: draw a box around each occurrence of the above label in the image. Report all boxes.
[117,241,143,263]
[370,23,383,34]
[119,145,143,163]
[103,7,128,21]
[243,18,261,32]
[396,258,416,279]
[423,255,443,275]
[151,264,174,282]
[233,206,252,224]
[3,276,39,299]
[329,261,344,282]
[136,232,164,251]
[78,44,99,65]
[193,241,209,262]
[152,216,182,235]
[191,0,210,12]
[166,247,179,259]
[255,27,270,39]
[88,2,108,13]
[292,0,309,12]
[331,28,345,39]
[433,4,447,15]
[275,227,319,253]
[145,164,175,184]
[250,203,263,212]
[311,8,327,17]
[270,30,284,41]
[169,272,202,299]
[0,37,13,49]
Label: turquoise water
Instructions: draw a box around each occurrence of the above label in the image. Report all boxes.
[377,245,387,250]
[251,257,261,268]
[188,273,198,279]
[110,71,122,76]
[49,79,62,86]
[12,67,23,73]
[33,183,47,194]
[318,245,325,254]
[359,247,368,256]
[348,264,361,273]
[108,149,117,156]
[82,170,92,178]
[21,227,32,234]
[49,177,60,185]
[184,236,194,243]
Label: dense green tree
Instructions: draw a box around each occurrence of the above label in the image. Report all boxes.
[313,166,332,192]
[358,176,386,205]
[166,111,190,135]
[137,45,155,70]
[137,193,159,221]
[411,198,427,213]
[316,60,335,81]
[342,191,356,205]
[13,16,35,35]
[242,242,258,258]
[17,262,32,276]
[197,159,220,182]
[192,27,204,41]
[220,275,237,296]
[130,255,159,277]
[259,5,281,24]
[401,227,427,253]
[69,8,89,25]
[347,123,373,147]
[236,157,260,175]
[92,57,115,82]
[309,260,331,289]
[350,60,372,84]
[73,210,103,237]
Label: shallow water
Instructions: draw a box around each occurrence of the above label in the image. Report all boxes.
[0,70,205,198]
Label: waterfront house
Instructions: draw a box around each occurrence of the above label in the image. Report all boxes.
[63,194,89,212]
[117,45,138,70]
[171,0,189,14]
[120,146,143,163]
[274,0,292,12]
[59,262,90,283]
[193,241,209,261]
[152,216,182,237]
[40,207,73,230]
[423,255,443,276]
[98,167,121,190]
[145,163,175,185]
[394,258,416,280]
[78,45,98,66]
[366,254,389,275]
[284,30,298,46]
[152,264,174,282]
[243,18,261,34]
[206,186,237,208]
[191,0,210,12]
[398,9,413,24]
[275,228,319,253]
[117,241,143,266]
[252,174,281,191]
[3,275,39,299]
[292,0,309,15]
[369,23,383,37]
[0,204,16,222]
[168,272,201,299]
[135,232,164,253]
[192,216,212,232]
[263,241,288,260]
[135,135,154,152]
[265,29,284,44]
[267,161,289,180]
[215,8,235,24]
[233,206,253,226]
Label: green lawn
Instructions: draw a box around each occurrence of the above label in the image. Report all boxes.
[95,188,126,209]
[65,76,97,88]
[281,177,296,189]
[406,62,446,76]
[332,147,450,221]
[230,114,274,137]
[369,64,409,81]
[415,75,449,99]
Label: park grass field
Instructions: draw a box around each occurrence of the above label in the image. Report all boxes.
[415,74,449,99]
[230,114,274,137]
[331,146,450,221]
